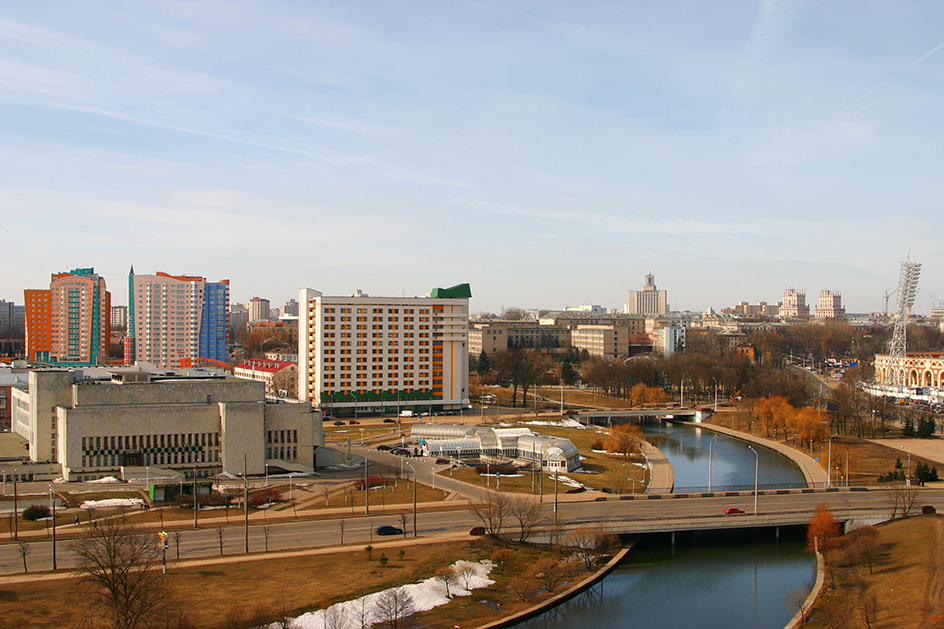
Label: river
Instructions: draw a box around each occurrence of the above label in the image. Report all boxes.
[515,420,815,629]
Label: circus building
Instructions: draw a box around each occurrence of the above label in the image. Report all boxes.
[874,353,944,389]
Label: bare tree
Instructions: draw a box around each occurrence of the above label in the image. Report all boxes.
[468,490,509,538]
[884,480,919,519]
[818,602,854,629]
[263,524,272,552]
[456,564,477,590]
[374,587,415,629]
[491,548,515,576]
[859,590,883,629]
[509,575,536,601]
[604,467,630,495]
[532,557,567,594]
[508,496,544,543]
[434,566,457,598]
[398,512,409,538]
[785,586,810,627]
[321,484,330,506]
[565,525,615,572]
[173,531,182,560]
[16,541,31,573]
[851,536,881,575]
[339,520,346,545]
[352,591,372,629]
[68,514,169,629]
[216,526,225,556]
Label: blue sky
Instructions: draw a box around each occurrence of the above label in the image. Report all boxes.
[2,1,942,314]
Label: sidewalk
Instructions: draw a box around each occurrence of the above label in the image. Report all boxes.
[643,441,674,493]
[697,422,829,487]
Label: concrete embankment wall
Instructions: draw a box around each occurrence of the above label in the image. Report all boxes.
[476,539,636,629]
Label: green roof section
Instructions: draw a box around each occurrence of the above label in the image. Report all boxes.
[430,283,472,299]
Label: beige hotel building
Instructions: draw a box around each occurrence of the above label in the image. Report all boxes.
[298,284,471,415]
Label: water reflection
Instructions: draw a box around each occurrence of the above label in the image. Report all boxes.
[516,531,814,629]
[641,422,807,492]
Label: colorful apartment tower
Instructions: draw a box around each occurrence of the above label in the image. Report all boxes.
[127,268,230,369]
[298,284,471,415]
[24,268,111,365]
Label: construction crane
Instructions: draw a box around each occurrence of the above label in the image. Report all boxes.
[883,287,898,314]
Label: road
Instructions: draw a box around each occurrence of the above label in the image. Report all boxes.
[4,484,942,576]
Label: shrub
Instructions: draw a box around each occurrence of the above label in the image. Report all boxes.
[474,464,518,476]
[249,487,282,508]
[22,504,51,521]
[355,475,387,490]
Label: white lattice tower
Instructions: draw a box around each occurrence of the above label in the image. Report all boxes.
[887,260,921,385]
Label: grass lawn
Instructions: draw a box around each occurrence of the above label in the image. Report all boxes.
[804,514,943,628]
[709,409,941,486]
[300,479,449,512]
[0,538,568,629]
[324,425,402,444]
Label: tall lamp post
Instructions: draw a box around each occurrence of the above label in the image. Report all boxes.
[827,434,839,488]
[49,485,57,570]
[193,456,201,529]
[13,468,17,540]
[901,445,912,486]
[404,460,418,537]
[712,377,718,413]
[708,435,718,491]
[748,446,759,514]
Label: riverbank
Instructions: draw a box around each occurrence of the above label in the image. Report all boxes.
[696,421,829,487]
[476,540,636,629]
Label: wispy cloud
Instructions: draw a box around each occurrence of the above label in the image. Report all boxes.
[840,39,944,113]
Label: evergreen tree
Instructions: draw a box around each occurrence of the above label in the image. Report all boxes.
[903,417,917,437]
[477,350,491,375]
[918,416,936,438]
[560,360,576,386]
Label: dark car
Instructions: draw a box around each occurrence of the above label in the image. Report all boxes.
[376,444,392,451]
[383,418,396,423]
[374,525,403,536]
[435,458,450,465]
[724,507,745,514]
[333,421,345,426]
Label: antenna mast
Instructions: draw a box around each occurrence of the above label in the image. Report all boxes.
[887,259,921,385]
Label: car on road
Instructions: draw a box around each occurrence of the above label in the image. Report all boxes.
[390,448,412,457]
[724,507,745,514]
[333,421,345,426]
[348,420,360,425]
[374,525,403,536]
[376,444,392,451]
[435,458,450,465]
[383,418,396,423]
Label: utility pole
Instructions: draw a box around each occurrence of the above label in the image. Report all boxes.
[243,454,249,554]
[49,485,57,570]
[364,454,370,515]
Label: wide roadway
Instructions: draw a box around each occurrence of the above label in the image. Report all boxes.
[2,478,942,576]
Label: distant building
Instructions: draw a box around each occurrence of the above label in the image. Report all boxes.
[0,300,25,336]
[657,325,685,356]
[779,289,810,319]
[814,291,846,320]
[725,301,779,317]
[110,305,128,329]
[299,284,471,415]
[128,268,229,369]
[234,358,297,395]
[626,274,668,315]
[281,299,299,317]
[9,368,322,481]
[874,353,944,389]
[563,304,606,314]
[24,268,111,365]
[248,297,271,322]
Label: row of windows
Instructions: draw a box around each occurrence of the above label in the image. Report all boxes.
[81,432,220,452]
[323,307,429,315]
[266,430,298,444]
[80,449,218,468]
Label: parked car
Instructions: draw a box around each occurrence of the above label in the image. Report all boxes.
[383,418,396,423]
[435,458,450,465]
[399,410,415,418]
[348,420,360,425]
[333,421,345,426]
[376,444,392,451]
[724,507,745,514]
[374,525,403,536]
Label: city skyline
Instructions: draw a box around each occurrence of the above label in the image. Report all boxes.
[2,2,943,314]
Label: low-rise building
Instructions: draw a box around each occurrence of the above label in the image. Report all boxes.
[234,359,297,396]
[10,368,323,481]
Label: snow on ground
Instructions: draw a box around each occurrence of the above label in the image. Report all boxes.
[323,463,363,471]
[553,475,584,488]
[87,476,123,484]
[524,418,585,429]
[280,560,494,629]
[78,498,144,509]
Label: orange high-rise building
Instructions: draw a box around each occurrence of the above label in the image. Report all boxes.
[24,268,111,365]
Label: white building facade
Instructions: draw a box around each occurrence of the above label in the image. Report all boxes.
[299,284,471,415]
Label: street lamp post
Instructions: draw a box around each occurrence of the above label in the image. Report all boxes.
[49,485,57,570]
[404,460,417,537]
[193,456,201,529]
[712,377,718,413]
[901,445,912,486]
[827,434,839,488]
[242,453,249,554]
[708,435,718,491]
[748,446,759,514]
[13,468,17,541]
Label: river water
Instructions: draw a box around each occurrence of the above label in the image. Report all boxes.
[642,421,807,491]
[514,421,815,629]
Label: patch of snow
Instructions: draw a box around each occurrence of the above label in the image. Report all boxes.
[283,560,494,629]
[79,498,144,509]
[323,464,362,471]
[524,418,585,429]
[87,476,123,484]
[554,475,584,489]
